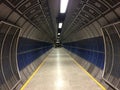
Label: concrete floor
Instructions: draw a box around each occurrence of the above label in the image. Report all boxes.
[24,48,102,90]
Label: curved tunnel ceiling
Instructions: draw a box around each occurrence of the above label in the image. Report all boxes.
[61,0,120,42]
[0,0,59,42]
[0,0,120,43]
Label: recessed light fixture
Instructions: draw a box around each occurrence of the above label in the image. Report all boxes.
[60,0,69,13]
[56,42,60,43]
[59,23,63,28]
[58,33,60,35]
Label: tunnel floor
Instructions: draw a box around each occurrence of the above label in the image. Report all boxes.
[23,48,102,90]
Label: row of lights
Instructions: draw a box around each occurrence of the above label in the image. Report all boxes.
[57,0,69,40]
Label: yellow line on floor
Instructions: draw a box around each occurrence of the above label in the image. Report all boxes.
[20,56,48,90]
[69,54,106,90]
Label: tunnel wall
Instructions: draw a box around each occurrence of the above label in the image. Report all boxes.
[63,1,120,90]
[64,48,111,89]
[0,21,21,90]
[0,1,53,90]
[63,36,114,89]
[14,38,52,90]
[63,36,104,69]
[102,22,120,90]
[0,23,53,90]
[15,49,52,90]
[17,37,52,70]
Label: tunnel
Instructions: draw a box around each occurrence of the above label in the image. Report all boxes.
[0,0,120,90]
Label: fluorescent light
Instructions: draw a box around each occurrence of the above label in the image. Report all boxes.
[58,33,60,35]
[56,42,60,43]
[60,0,69,13]
[59,23,63,28]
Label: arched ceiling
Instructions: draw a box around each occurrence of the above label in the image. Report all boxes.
[0,0,120,43]
[61,0,120,42]
[0,0,59,42]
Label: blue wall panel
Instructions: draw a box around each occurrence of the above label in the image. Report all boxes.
[17,37,52,70]
[18,38,52,53]
[63,37,105,69]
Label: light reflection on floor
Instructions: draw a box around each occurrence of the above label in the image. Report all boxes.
[24,48,102,90]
